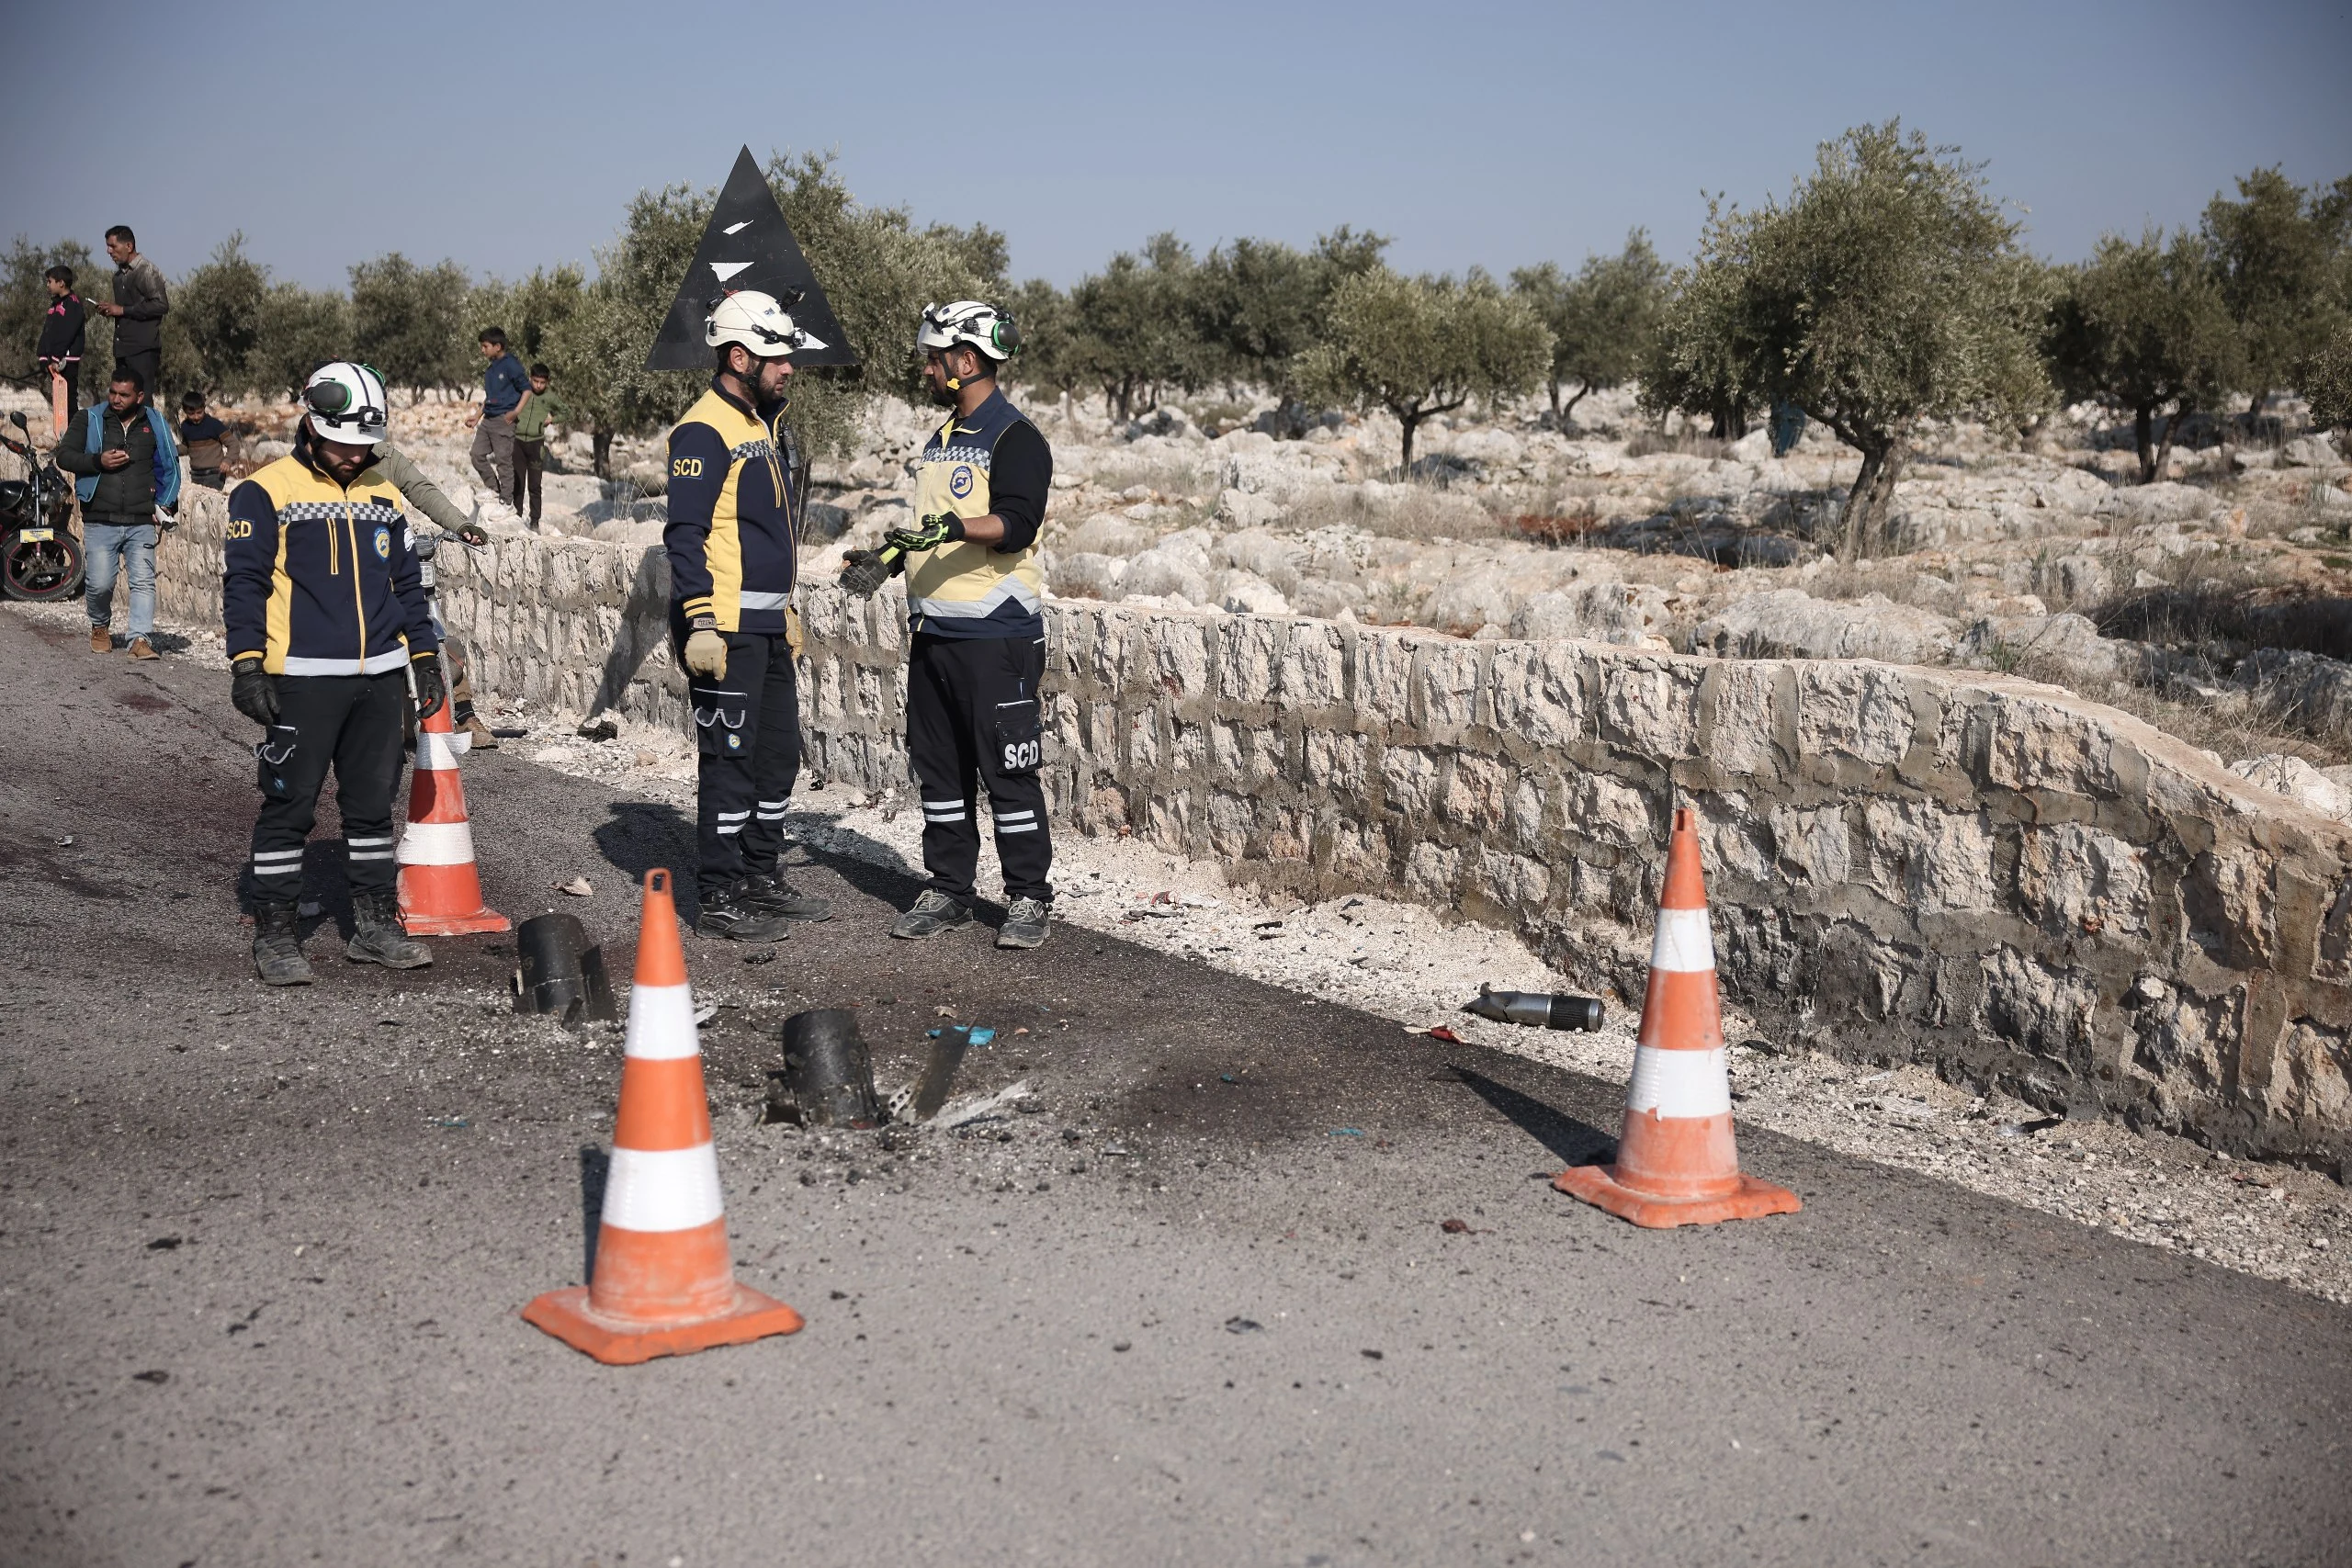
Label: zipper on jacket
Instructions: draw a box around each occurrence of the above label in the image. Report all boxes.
[345,502,368,660]
[329,510,340,576]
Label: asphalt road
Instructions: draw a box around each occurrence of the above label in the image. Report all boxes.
[3,606,2347,1568]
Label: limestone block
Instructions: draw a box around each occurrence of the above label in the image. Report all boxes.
[1405,840,1463,903]
[1696,795,1775,885]
[1955,691,2119,798]
[1981,947,2101,1060]
[1475,849,1551,909]
[1206,791,1253,859]
[1354,630,1418,728]
[1329,818,1389,883]
[1211,721,1244,780]
[1442,755,1512,832]
[2017,822,2152,937]
[1797,664,1914,766]
[1305,729,1365,792]
[2263,1020,2352,1128]
[1566,773,1655,849]
[1279,622,1347,708]
[1506,778,1546,854]
[1708,662,1781,777]
[2184,849,2277,967]
[1128,707,1159,772]
[1488,643,1587,750]
[1861,800,1997,912]
[2133,985,2242,1090]
[1770,803,1853,886]
[1149,617,1211,699]
[1600,659,1701,759]
[1217,616,1283,703]
[1172,716,1208,775]
[1418,641,1484,738]
[1380,747,1443,819]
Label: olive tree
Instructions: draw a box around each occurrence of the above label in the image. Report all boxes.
[1191,228,1388,406]
[2045,228,2244,483]
[162,233,269,399]
[1645,121,2048,558]
[350,253,474,399]
[2203,166,2350,411]
[250,284,351,401]
[1510,230,1667,422]
[1297,266,1551,472]
[2301,321,2352,436]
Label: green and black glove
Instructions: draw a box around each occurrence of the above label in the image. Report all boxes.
[884,513,965,555]
[231,657,278,725]
[839,547,905,600]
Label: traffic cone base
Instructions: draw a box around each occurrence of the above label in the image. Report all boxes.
[397,703,509,936]
[1555,807,1799,1230]
[522,1283,803,1367]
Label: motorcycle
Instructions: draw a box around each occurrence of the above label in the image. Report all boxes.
[0,409,83,602]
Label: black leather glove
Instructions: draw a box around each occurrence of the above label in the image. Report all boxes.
[885,512,965,554]
[839,546,904,600]
[413,654,447,722]
[231,657,278,725]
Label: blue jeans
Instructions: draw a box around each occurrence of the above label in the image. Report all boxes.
[84,521,157,638]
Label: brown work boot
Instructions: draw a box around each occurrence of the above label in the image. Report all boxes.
[89,626,111,653]
[129,637,159,660]
[463,716,499,750]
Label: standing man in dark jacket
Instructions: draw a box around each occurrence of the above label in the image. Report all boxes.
[51,367,179,660]
[223,361,442,985]
[665,289,832,941]
[37,265,85,434]
[94,227,167,400]
[466,327,529,508]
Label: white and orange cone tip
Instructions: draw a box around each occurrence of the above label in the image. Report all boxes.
[522,869,802,1363]
[1555,807,1801,1229]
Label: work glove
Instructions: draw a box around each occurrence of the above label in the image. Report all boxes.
[684,624,729,680]
[456,522,490,547]
[413,653,447,722]
[839,546,903,600]
[231,657,278,725]
[884,512,965,555]
[153,506,177,532]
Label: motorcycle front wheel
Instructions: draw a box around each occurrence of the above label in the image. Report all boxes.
[3,530,84,601]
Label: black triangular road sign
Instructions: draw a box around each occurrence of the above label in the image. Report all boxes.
[644,146,861,372]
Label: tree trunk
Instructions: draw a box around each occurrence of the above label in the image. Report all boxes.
[2151,403,2186,485]
[1838,436,1906,561]
[1561,382,1591,422]
[1398,407,1422,475]
[1546,375,1561,421]
[2133,404,2156,484]
[592,427,614,481]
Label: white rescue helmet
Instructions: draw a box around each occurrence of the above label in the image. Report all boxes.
[706,289,825,360]
[303,361,389,448]
[917,299,1019,363]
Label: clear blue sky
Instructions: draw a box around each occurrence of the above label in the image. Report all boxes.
[8,0,2347,290]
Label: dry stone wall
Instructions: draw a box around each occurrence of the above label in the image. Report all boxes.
[150,489,2352,1171]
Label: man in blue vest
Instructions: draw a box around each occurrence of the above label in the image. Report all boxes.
[51,365,178,660]
[864,301,1055,950]
[665,289,834,941]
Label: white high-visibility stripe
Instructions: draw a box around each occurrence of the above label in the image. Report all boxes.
[994,809,1035,822]
[716,825,742,836]
[253,848,306,862]
[757,800,787,809]
[740,590,789,611]
[1625,1046,1732,1118]
[415,730,462,772]
[716,809,750,821]
[600,1143,725,1233]
[282,648,411,677]
[345,835,392,847]
[755,810,786,819]
[395,819,476,866]
[624,982,700,1059]
[998,821,1039,835]
[253,863,302,876]
[1649,908,1715,973]
[348,851,394,862]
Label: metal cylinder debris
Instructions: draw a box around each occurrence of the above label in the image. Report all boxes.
[781,1009,884,1128]
[1464,985,1605,1032]
[513,912,617,1025]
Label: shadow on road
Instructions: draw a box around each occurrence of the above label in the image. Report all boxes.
[1444,1064,1614,1168]
[578,1145,609,1280]
[593,803,698,914]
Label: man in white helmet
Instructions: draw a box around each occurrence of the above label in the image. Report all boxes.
[842,300,1056,950]
[221,361,443,985]
[664,289,834,941]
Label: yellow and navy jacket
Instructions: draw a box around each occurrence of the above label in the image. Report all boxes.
[906,389,1051,640]
[222,438,438,677]
[664,378,797,635]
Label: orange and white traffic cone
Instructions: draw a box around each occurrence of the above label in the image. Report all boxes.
[395,682,509,936]
[522,869,803,1364]
[1555,807,1801,1229]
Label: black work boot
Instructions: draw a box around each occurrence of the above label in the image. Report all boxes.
[996,896,1050,950]
[253,901,314,986]
[740,871,833,922]
[890,888,974,940]
[346,892,433,969]
[696,886,791,942]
